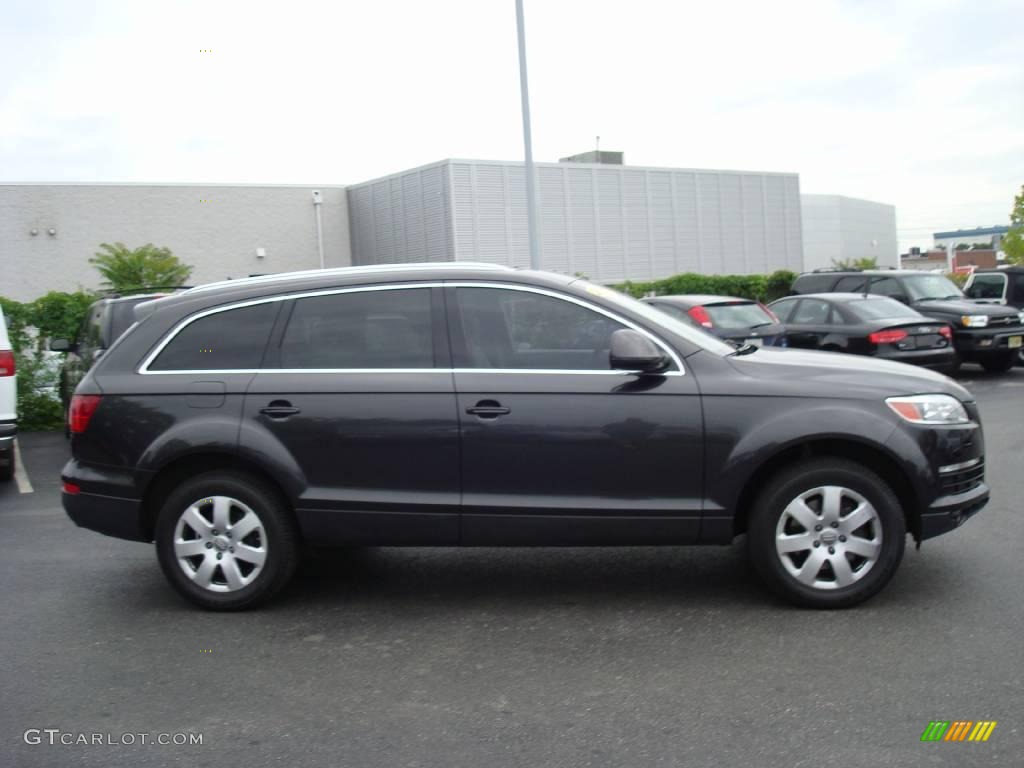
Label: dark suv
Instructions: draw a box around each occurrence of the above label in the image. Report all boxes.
[63,264,989,610]
[50,293,173,431]
[791,269,1024,372]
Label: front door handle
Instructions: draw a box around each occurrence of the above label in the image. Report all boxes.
[260,400,301,419]
[466,400,510,419]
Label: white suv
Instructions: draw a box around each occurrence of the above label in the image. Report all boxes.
[0,305,16,481]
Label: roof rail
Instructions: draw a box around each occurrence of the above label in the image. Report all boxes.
[811,267,858,273]
[183,261,514,295]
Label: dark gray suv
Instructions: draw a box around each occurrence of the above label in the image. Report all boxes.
[62,264,989,610]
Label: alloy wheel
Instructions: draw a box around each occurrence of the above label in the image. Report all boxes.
[173,496,268,592]
[774,485,882,590]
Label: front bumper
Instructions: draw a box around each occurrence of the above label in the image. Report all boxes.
[953,326,1024,357]
[919,481,990,541]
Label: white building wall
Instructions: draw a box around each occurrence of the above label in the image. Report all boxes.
[349,159,804,281]
[0,183,350,301]
[801,194,898,271]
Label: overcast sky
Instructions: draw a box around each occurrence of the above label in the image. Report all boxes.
[1,0,1020,251]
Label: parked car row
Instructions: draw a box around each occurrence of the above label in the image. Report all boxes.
[57,262,991,612]
[642,268,1024,374]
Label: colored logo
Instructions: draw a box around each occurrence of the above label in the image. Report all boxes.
[921,720,997,742]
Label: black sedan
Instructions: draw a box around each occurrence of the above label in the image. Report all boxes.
[768,293,956,371]
[641,295,787,348]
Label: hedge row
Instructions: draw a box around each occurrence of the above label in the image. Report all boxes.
[615,270,798,303]
[0,291,96,431]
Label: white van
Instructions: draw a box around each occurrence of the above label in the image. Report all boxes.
[0,305,16,481]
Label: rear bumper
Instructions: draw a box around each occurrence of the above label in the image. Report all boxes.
[0,419,16,450]
[918,481,989,541]
[878,348,956,370]
[62,489,148,542]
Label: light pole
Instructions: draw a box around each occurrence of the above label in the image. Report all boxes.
[515,0,541,270]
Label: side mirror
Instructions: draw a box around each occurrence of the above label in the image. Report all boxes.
[49,338,71,352]
[610,329,668,373]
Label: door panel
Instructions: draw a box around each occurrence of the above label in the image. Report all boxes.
[240,286,459,545]
[448,285,704,545]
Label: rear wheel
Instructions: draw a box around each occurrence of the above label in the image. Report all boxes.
[155,471,299,610]
[980,352,1016,373]
[748,458,905,608]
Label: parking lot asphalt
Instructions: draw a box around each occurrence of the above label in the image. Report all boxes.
[2,368,1022,768]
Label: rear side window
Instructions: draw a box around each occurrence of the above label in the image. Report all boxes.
[791,274,837,294]
[790,299,832,324]
[109,300,146,344]
[278,288,433,369]
[834,275,867,292]
[148,302,278,371]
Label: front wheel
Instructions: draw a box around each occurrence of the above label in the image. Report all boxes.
[747,458,905,608]
[979,352,1016,373]
[155,471,299,610]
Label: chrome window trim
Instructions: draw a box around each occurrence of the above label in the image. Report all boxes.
[138,281,685,376]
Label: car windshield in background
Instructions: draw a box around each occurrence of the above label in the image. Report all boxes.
[845,298,922,321]
[704,302,773,329]
[578,281,736,356]
[904,275,963,301]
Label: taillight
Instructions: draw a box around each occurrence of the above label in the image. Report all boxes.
[868,329,908,345]
[687,306,713,328]
[939,326,952,340]
[759,302,780,323]
[69,394,102,434]
[0,350,14,377]
[63,481,81,495]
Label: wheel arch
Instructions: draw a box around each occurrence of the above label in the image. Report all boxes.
[732,437,920,540]
[139,452,295,542]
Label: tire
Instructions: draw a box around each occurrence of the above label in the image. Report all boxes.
[155,471,299,610]
[979,352,1016,373]
[747,458,905,608]
[946,353,962,375]
[0,447,13,482]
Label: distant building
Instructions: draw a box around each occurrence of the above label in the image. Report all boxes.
[933,226,1009,251]
[800,195,899,271]
[348,158,805,282]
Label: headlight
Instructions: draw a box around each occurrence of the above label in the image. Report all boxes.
[886,394,969,425]
[960,315,989,328]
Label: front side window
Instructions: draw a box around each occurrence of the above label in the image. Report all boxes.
[769,299,797,322]
[148,302,278,371]
[964,274,1007,300]
[868,277,907,299]
[835,275,867,292]
[454,287,628,370]
[279,288,433,369]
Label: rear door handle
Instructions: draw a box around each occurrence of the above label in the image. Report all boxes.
[466,400,510,419]
[260,400,301,418]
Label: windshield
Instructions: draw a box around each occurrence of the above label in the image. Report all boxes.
[573,281,737,356]
[704,302,775,329]
[904,274,964,301]
[845,297,922,321]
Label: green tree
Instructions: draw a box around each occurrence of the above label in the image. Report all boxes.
[1004,185,1024,265]
[831,256,878,270]
[89,242,192,292]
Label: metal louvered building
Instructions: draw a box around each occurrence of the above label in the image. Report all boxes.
[347,159,804,281]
